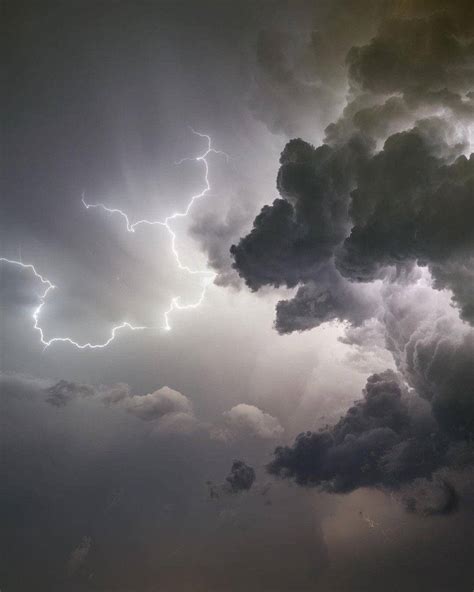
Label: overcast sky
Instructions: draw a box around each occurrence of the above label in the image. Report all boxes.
[1,1,474,591]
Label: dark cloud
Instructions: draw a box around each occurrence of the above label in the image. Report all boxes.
[408,330,474,437]
[247,1,473,148]
[46,379,95,407]
[230,136,381,331]
[324,91,409,147]
[267,370,451,493]
[208,459,256,498]
[275,266,381,333]
[347,8,474,97]
[226,459,256,493]
[338,125,474,321]
[231,136,371,291]
[267,367,473,505]
[268,279,474,506]
[3,1,474,589]
[234,9,474,331]
[324,2,474,159]
[233,0,474,334]
[325,88,474,150]
[248,0,388,138]
[234,124,473,331]
[401,477,459,516]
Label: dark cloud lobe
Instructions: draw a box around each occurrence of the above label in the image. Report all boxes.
[267,366,473,505]
[208,460,256,499]
[226,460,256,493]
[275,268,380,334]
[338,127,474,324]
[268,370,447,492]
[347,10,474,97]
[231,136,382,331]
[46,379,95,407]
[231,136,371,291]
[248,0,389,138]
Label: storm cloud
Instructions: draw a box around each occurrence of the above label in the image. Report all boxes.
[233,0,474,328]
[231,0,474,510]
[268,370,450,492]
[338,125,474,322]
[232,123,473,329]
[3,1,474,589]
[208,459,256,499]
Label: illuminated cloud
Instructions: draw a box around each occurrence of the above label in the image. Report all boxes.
[212,403,284,440]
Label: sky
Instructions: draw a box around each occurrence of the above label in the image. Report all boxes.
[1,1,474,591]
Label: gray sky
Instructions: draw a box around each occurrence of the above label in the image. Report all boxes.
[2,1,474,591]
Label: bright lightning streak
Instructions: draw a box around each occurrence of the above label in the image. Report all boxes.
[0,257,146,350]
[82,129,227,277]
[163,284,210,332]
[0,130,226,349]
[82,129,227,330]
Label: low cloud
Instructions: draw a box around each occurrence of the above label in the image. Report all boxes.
[268,370,440,493]
[208,460,256,498]
[212,403,284,441]
[122,386,193,421]
[44,378,198,434]
[46,379,95,407]
[267,350,473,507]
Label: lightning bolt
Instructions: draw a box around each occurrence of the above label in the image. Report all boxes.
[83,129,227,330]
[0,257,147,350]
[1,130,226,349]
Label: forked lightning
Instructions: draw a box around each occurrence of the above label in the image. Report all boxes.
[0,130,226,350]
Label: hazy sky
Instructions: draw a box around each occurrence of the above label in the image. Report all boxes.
[2,1,474,591]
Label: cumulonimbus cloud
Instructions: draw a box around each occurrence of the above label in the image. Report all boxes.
[231,0,474,510]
